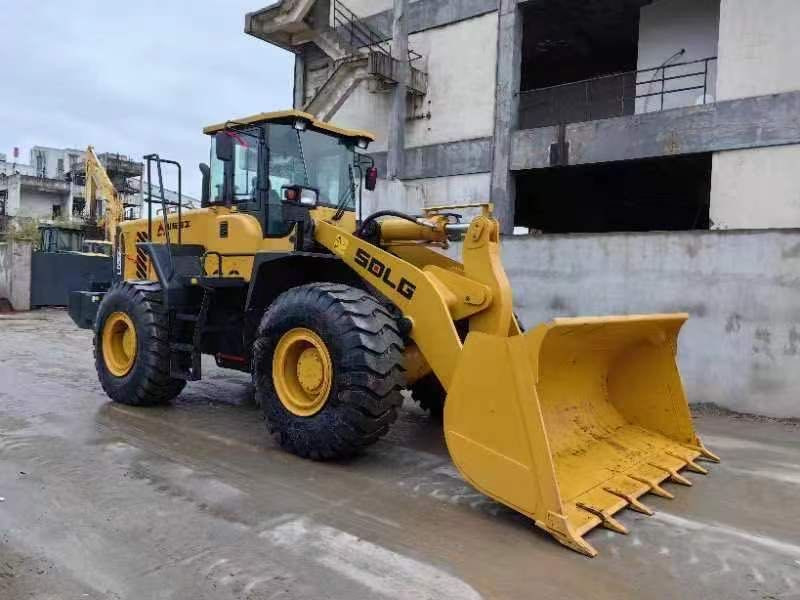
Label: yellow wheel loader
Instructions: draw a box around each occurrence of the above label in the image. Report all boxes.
[68,110,718,557]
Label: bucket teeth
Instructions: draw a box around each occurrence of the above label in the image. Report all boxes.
[682,442,721,463]
[603,487,654,516]
[576,503,629,535]
[649,462,692,486]
[629,475,675,499]
[541,512,598,558]
[666,451,709,475]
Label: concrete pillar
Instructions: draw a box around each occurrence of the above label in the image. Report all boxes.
[10,239,32,311]
[0,241,10,303]
[387,0,409,180]
[490,0,522,235]
[66,179,75,221]
[293,52,306,109]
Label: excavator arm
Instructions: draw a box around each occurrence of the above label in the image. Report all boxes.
[85,146,123,248]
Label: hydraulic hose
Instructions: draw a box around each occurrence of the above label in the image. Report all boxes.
[355,210,421,238]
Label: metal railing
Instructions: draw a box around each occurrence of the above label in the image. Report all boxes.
[331,0,422,64]
[519,57,717,130]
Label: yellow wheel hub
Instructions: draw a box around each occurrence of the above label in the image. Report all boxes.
[273,327,333,417]
[102,311,137,377]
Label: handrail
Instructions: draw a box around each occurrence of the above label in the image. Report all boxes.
[331,0,422,63]
[520,57,717,96]
[519,56,717,128]
[143,154,183,282]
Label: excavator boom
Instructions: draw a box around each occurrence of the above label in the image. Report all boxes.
[84,146,124,248]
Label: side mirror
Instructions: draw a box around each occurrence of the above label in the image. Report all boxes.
[365,166,378,191]
[199,163,210,207]
[215,132,234,162]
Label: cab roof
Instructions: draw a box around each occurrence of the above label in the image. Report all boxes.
[202,109,376,142]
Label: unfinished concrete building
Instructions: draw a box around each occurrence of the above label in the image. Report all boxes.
[246,0,800,418]
[0,147,143,223]
[0,147,196,229]
[246,0,800,233]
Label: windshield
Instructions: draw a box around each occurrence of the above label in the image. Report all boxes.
[267,125,356,211]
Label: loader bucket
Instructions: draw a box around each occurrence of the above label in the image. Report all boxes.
[443,313,718,557]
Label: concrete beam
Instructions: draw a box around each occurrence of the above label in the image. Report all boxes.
[511,91,800,171]
[490,0,522,234]
[372,137,492,180]
[360,0,498,39]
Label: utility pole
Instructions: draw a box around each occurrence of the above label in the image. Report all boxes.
[387,0,408,180]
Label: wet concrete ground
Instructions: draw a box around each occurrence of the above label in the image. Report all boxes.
[1,309,799,599]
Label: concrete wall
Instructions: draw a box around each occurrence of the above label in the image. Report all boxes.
[451,229,800,418]
[711,0,800,229]
[0,176,70,218]
[331,12,498,151]
[29,146,83,180]
[330,10,497,215]
[405,12,497,148]
[360,172,490,217]
[342,0,394,18]
[0,242,10,303]
[636,0,720,113]
[1,178,22,214]
[0,239,32,311]
[332,82,393,152]
[0,161,35,177]
[16,188,64,219]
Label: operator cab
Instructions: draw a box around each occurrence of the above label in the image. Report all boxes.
[200,110,378,237]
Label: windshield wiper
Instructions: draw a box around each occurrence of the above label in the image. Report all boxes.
[333,165,355,221]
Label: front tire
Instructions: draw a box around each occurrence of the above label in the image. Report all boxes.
[253,283,405,460]
[411,313,524,418]
[94,282,186,406]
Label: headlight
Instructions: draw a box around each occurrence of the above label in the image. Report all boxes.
[282,185,318,208]
[299,188,318,207]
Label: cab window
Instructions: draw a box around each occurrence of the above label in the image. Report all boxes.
[209,130,260,205]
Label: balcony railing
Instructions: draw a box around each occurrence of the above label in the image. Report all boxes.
[519,57,717,130]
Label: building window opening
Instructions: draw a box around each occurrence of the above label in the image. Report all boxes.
[520,0,649,129]
[514,154,711,234]
[35,152,47,178]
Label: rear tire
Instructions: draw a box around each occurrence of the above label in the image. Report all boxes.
[253,283,405,460]
[94,281,186,406]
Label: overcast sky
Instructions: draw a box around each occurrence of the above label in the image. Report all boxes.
[1,1,293,198]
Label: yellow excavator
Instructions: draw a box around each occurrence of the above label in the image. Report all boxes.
[84,145,125,248]
[68,110,718,557]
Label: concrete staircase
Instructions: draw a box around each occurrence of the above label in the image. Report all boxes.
[305,55,370,121]
[303,1,427,119]
[246,0,426,121]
